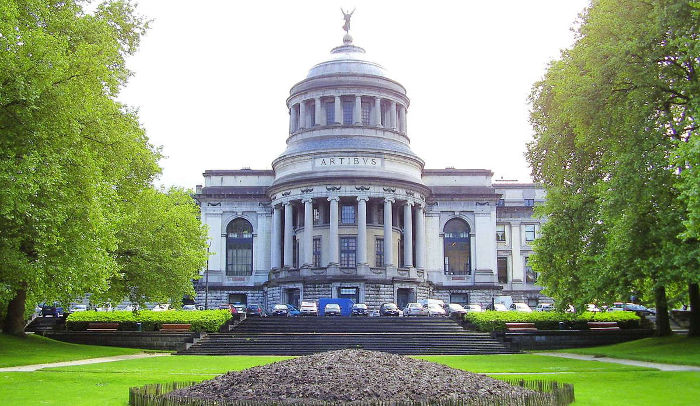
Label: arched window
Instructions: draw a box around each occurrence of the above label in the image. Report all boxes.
[226,218,253,276]
[443,218,470,275]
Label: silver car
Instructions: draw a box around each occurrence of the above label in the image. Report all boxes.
[403,302,426,317]
[324,303,341,316]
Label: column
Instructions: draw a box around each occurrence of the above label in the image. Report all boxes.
[299,100,306,129]
[290,106,298,133]
[415,204,425,269]
[303,198,313,267]
[357,196,368,265]
[283,202,293,268]
[315,97,322,126]
[288,108,293,134]
[271,205,282,269]
[334,96,342,125]
[403,202,413,268]
[374,97,382,127]
[390,101,397,130]
[328,196,339,265]
[354,95,362,125]
[399,105,406,134]
[383,197,394,267]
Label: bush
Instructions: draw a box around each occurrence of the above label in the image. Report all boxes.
[66,310,230,332]
[464,311,640,332]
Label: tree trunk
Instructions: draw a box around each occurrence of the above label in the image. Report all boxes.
[654,285,672,337]
[2,289,27,337]
[689,282,700,337]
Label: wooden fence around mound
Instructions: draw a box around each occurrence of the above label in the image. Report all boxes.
[129,379,574,406]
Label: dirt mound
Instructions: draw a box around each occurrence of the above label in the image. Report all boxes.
[168,349,536,404]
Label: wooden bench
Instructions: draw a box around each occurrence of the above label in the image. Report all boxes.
[588,321,620,331]
[505,322,538,332]
[86,322,119,331]
[160,323,191,332]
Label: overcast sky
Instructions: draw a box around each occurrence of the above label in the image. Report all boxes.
[118,0,591,189]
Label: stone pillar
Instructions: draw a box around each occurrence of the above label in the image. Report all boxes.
[354,95,362,125]
[290,106,298,133]
[415,204,425,269]
[399,105,407,134]
[283,202,293,268]
[403,202,413,268]
[271,205,282,270]
[328,196,339,265]
[299,100,306,129]
[314,97,322,126]
[390,101,397,130]
[334,96,342,125]
[374,97,382,127]
[357,196,368,265]
[383,197,394,267]
[302,198,313,267]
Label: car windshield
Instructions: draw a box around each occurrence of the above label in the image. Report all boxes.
[353,304,367,308]
[274,305,287,310]
[384,304,397,309]
[327,304,340,309]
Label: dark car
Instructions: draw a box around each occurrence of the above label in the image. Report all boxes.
[351,303,369,316]
[272,304,289,317]
[624,303,655,316]
[246,304,266,317]
[40,303,63,317]
[379,303,400,316]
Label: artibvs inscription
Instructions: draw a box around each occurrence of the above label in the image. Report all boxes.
[314,156,382,168]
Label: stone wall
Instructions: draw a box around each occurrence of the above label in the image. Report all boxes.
[497,329,654,351]
[303,283,332,301]
[43,331,199,351]
[364,283,394,310]
[194,288,265,309]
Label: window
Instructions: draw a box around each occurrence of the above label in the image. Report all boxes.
[443,218,470,275]
[292,238,298,268]
[226,218,253,276]
[313,206,320,225]
[398,238,404,268]
[361,102,371,125]
[525,257,537,283]
[524,199,535,207]
[312,237,321,267]
[342,101,353,125]
[497,257,508,284]
[525,224,536,242]
[325,101,335,124]
[497,199,505,207]
[310,105,315,126]
[341,204,356,224]
[451,293,469,305]
[496,224,506,242]
[375,238,384,267]
[340,237,356,268]
[377,205,384,225]
[228,294,247,306]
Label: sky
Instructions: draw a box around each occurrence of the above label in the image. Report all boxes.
[117,0,591,189]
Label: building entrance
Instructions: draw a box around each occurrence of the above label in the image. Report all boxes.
[286,288,300,308]
[396,288,414,309]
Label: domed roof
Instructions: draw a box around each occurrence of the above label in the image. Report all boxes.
[306,42,390,79]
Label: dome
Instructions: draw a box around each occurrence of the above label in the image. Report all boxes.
[306,43,390,79]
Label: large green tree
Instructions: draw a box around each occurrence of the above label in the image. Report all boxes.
[527,0,699,335]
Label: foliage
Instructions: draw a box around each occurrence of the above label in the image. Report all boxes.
[464,311,640,332]
[66,310,230,332]
[559,336,700,367]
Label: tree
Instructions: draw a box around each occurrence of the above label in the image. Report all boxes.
[527,0,699,335]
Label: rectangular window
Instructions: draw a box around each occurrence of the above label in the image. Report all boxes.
[525,224,536,242]
[375,238,384,267]
[377,205,384,225]
[496,224,506,242]
[325,101,335,124]
[310,105,315,126]
[341,204,356,224]
[398,239,404,268]
[312,237,321,268]
[361,102,371,125]
[450,293,469,305]
[342,101,354,125]
[292,238,298,268]
[497,257,508,284]
[313,206,320,225]
[497,199,505,207]
[340,237,356,268]
[226,243,253,275]
[524,199,535,207]
[525,257,537,284]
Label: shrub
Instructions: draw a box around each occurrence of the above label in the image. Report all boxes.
[464,311,640,332]
[66,310,230,332]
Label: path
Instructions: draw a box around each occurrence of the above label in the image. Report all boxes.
[0,352,171,372]
[536,352,700,372]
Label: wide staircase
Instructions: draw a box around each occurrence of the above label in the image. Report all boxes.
[178,316,516,356]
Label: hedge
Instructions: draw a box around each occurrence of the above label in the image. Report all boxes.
[464,311,641,332]
[66,310,231,332]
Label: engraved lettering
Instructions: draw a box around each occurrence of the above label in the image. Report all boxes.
[339,158,344,164]
[321,158,327,166]
[371,158,377,165]
[330,158,335,165]
[354,158,359,164]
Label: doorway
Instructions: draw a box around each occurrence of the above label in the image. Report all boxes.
[285,288,300,308]
[396,288,414,309]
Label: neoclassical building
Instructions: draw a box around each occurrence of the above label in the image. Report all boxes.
[194,25,547,311]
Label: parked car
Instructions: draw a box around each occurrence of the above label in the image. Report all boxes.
[231,303,247,314]
[424,303,446,317]
[40,303,63,317]
[379,303,400,316]
[68,304,87,313]
[493,303,509,312]
[368,310,380,317]
[116,304,138,311]
[586,304,602,312]
[624,303,655,315]
[285,304,301,317]
[300,301,318,316]
[535,303,554,312]
[324,303,342,316]
[182,304,197,311]
[510,303,533,312]
[272,304,289,317]
[95,304,113,312]
[607,302,625,312]
[444,303,467,318]
[351,303,369,316]
[218,303,238,315]
[403,302,426,317]
[465,304,484,313]
[246,304,266,317]
[151,303,170,312]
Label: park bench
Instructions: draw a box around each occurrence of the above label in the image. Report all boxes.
[505,322,538,332]
[587,321,620,331]
[86,322,119,331]
[160,323,192,332]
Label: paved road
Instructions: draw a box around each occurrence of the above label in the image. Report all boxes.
[536,352,700,371]
[0,353,171,372]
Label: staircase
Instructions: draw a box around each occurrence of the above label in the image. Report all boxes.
[178,317,516,356]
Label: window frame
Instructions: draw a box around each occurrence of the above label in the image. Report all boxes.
[312,237,322,268]
[340,237,357,268]
[341,204,356,225]
[524,224,536,242]
[496,224,506,242]
[375,238,384,267]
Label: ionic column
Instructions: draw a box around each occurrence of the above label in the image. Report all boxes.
[403,202,413,268]
[383,197,394,267]
[390,101,397,130]
[299,101,306,129]
[290,106,298,133]
[283,202,293,268]
[415,204,425,269]
[334,96,342,125]
[271,205,282,269]
[314,97,322,126]
[302,198,313,267]
[328,196,339,265]
[357,196,368,265]
[399,105,407,134]
[354,95,362,125]
[374,97,382,127]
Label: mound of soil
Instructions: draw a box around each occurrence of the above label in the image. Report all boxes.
[169,349,536,404]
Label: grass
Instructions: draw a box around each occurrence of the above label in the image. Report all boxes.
[0,334,142,367]
[556,336,700,366]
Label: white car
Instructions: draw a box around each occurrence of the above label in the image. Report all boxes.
[300,301,318,316]
[324,303,341,316]
[535,303,554,312]
[511,303,533,312]
[68,304,87,313]
[403,302,426,317]
[444,303,467,318]
[494,303,509,312]
[466,304,484,313]
[182,305,197,311]
[151,303,171,312]
[424,303,446,317]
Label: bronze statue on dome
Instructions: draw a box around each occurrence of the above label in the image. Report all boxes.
[341,8,355,33]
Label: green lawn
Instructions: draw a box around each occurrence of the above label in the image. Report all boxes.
[556,336,700,366]
[0,334,142,367]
